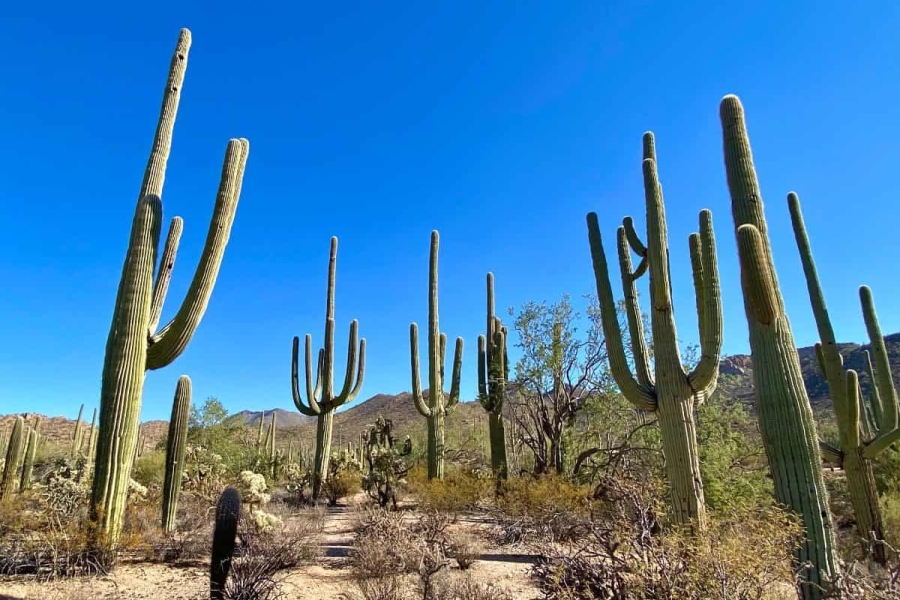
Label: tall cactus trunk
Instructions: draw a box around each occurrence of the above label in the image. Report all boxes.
[162,376,191,534]
[90,28,249,548]
[210,486,241,600]
[19,427,39,492]
[1,417,25,501]
[313,411,335,499]
[72,404,85,458]
[721,95,837,599]
[655,376,705,523]
[487,412,508,480]
[842,449,885,564]
[478,273,509,481]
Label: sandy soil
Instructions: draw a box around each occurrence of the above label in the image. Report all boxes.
[0,496,541,600]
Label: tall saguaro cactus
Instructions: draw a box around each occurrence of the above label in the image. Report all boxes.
[721,95,837,599]
[410,231,463,480]
[210,486,242,600]
[586,132,723,529]
[90,28,250,547]
[162,375,192,534]
[291,237,366,500]
[1,417,25,501]
[789,193,899,564]
[19,417,41,492]
[72,403,85,458]
[477,273,509,481]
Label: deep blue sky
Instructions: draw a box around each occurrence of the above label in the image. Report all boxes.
[1,2,898,422]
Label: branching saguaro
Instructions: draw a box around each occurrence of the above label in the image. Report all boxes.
[721,94,837,599]
[410,230,463,480]
[292,237,366,500]
[91,28,250,548]
[477,273,509,481]
[586,132,723,529]
[789,193,900,565]
[162,375,192,534]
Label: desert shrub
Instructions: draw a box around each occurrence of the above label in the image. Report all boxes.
[182,444,229,501]
[350,508,421,579]
[820,557,900,599]
[342,575,410,600]
[131,450,166,488]
[407,467,490,517]
[491,473,593,545]
[221,508,322,600]
[446,532,481,570]
[882,489,900,550]
[532,476,804,600]
[439,576,515,600]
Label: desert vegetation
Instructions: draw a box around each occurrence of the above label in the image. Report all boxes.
[1,26,899,600]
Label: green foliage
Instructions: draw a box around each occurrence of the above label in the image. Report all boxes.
[696,393,772,512]
[186,397,249,474]
[131,451,166,488]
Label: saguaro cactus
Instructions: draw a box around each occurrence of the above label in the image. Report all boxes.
[85,408,98,476]
[1,416,25,501]
[210,486,242,600]
[19,417,41,492]
[410,231,463,480]
[162,375,192,534]
[789,193,899,564]
[721,95,837,599]
[477,273,509,481]
[90,28,250,547]
[291,237,366,500]
[72,403,85,458]
[586,132,722,529]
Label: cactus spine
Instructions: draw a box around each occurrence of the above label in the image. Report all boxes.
[1,416,25,501]
[210,486,242,600]
[162,375,192,534]
[90,28,250,546]
[72,403,85,458]
[586,132,722,529]
[291,237,366,500]
[477,273,509,481]
[19,417,41,492]
[788,193,899,564]
[721,95,837,598]
[410,230,463,480]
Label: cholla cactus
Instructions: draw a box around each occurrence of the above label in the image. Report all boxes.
[362,417,412,509]
[183,444,227,501]
[238,470,271,512]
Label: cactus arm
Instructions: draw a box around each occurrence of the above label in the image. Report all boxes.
[865,427,900,458]
[333,320,365,406]
[477,334,489,406]
[844,370,861,450]
[586,212,657,411]
[788,193,852,422]
[686,209,723,393]
[616,226,654,389]
[863,350,884,432]
[146,137,249,370]
[735,225,778,325]
[622,216,648,257]
[410,323,431,417]
[447,337,463,409]
[290,336,319,416]
[492,324,507,413]
[148,217,183,333]
[860,286,898,432]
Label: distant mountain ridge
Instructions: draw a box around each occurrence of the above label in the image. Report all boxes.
[4,333,899,449]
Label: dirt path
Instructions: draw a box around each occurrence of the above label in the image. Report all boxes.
[0,497,541,599]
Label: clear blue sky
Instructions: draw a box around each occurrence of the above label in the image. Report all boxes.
[1,1,898,422]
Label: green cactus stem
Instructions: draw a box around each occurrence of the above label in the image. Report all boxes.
[1,416,25,501]
[72,403,85,458]
[162,375,191,534]
[256,411,265,450]
[19,417,41,492]
[722,95,837,599]
[788,193,898,564]
[410,231,463,480]
[85,408,98,476]
[268,411,277,462]
[90,28,250,547]
[587,132,722,529]
[210,486,241,600]
[291,237,366,500]
[477,273,509,481]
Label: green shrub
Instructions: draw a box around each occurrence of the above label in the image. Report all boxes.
[131,451,166,488]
